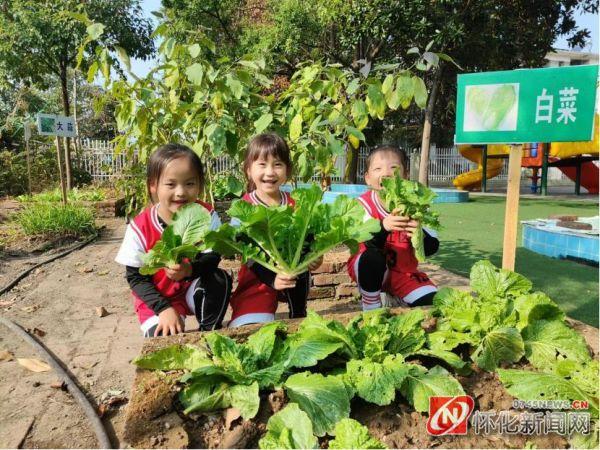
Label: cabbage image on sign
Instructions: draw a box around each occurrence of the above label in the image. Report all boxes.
[426,395,475,436]
[464,83,519,131]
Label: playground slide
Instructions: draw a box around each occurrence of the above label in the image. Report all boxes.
[452,145,505,191]
[551,115,599,194]
[453,115,599,192]
[558,162,599,194]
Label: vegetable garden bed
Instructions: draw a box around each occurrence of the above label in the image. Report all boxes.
[123,305,598,449]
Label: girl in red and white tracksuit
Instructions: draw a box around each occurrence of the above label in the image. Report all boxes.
[348,145,439,310]
[228,133,322,327]
[115,144,231,337]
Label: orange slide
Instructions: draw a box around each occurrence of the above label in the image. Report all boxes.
[452,144,506,191]
[454,115,599,193]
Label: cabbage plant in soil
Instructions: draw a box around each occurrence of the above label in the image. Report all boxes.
[133,260,598,448]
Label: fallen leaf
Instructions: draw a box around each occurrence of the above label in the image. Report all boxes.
[0,300,16,308]
[0,350,14,361]
[51,380,67,390]
[96,270,110,276]
[96,306,108,317]
[18,358,52,372]
[30,328,46,337]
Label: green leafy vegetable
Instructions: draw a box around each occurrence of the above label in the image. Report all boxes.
[329,418,386,449]
[378,172,440,262]
[498,368,599,418]
[471,327,524,371]
[132,344,212,371]
[522,319,591,371]
[284,372,351,436]
[204,185,380,276]
[345,354,412,405]
[259,403,318,449]
[140,203,212,275]
[400,365,465,413]
[470,260,532,299]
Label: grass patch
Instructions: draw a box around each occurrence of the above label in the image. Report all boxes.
[16,203,97,238]
[432,196,599,327]
[16,186,107,203]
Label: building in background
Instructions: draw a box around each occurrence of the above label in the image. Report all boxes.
[545,49,599,67]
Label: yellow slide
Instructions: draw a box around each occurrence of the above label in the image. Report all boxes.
[453,144,507,191]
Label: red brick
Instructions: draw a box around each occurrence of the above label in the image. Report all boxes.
[312,274,350,286]
[307,287,335,300]
[324,250,351,263]
[311,261,345,274]
[336,284,359,298]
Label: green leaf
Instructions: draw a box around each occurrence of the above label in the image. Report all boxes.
[498,369,599,418]
[472,327,524,371]
[400,365,465,413]
[226,74,243,99]
[228,382,260,420]
[522,320,591,371]
[246,321,287,364]
[185,63,204,85]
[132,344,211,371]
[365,84,386,120]
[254,113,273,133]
[387,309,427,355]
[289,113,303,142]
[188,43,201,58]
[395,76,414,109]
[514,292,564,329]
[470,260,532,299]
[408,349,471,375]
[115,46,131,71]
[179,377,232,414]
[329,418,386,449]
[87,23,105,40]
[284,372,350,436]
[259,403,318,449]
[139,204,212,274]
[172,203,212,245]
[346,355,412,406]
[412,76,428,109]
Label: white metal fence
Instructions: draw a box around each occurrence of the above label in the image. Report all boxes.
[71,139,571,187]
[78,138,130,181]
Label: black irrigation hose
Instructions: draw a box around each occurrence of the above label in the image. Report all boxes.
[0,229,101,297]
[0,316,112,449]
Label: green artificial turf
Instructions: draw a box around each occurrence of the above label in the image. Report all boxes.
[432,195,599,327]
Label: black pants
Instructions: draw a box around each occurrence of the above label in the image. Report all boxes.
[145,269,232,337]
[356,248,434,306]
[278,271,310,319]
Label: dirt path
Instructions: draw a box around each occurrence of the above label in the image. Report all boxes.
[0,217,471,448]
[0,218,139,448]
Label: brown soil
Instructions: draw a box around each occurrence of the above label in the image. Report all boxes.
[0,207,597,449]
[124,310,599,449]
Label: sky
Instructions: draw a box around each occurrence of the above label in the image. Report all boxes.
[130,1,599,78]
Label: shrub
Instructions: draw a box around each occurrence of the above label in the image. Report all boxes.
[16,203,96,238]
[0,148,93,197]
[16,187,107,203]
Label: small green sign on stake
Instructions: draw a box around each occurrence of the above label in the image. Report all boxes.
[455,65,598,144]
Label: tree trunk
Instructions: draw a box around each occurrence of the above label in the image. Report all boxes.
[346,144,359,184]
[418,67,443,186]
[59,65,72,189]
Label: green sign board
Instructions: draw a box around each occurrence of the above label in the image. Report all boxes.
[455,65,598,144]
